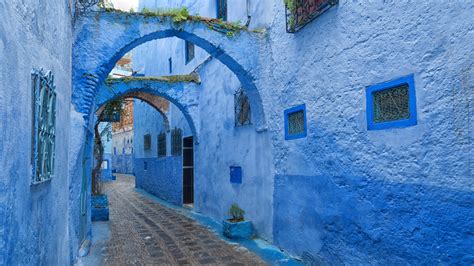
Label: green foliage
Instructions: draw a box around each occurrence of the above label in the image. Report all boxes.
[140,7,190,22]
[228,203,245,222]
[284,0,297,13]
[98,0,114,9]
[101,98,124,120]
[98,7,253,38]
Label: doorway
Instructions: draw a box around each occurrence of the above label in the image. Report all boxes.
[183,136,194,205]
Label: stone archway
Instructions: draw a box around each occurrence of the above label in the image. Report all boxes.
[72,10,266,129]
[69,11,270,255]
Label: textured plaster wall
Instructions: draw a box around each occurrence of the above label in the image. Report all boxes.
[262,1,474,264]
[111,129,134,174]
[192,59,275,240]
[135,157,183,206]
[100,153,114,180]
[133,97,189,206]
[0,1,74,264]
[70,0,474,264]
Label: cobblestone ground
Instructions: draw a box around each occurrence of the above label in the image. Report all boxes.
[102,174,265,265]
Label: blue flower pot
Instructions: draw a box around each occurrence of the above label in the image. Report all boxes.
[91,195,109,221]
[223,220,253,239]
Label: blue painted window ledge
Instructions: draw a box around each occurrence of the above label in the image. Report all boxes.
[366,74,417,130]
[284,104,307,140]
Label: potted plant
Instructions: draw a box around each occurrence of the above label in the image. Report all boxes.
[223,203,253,239]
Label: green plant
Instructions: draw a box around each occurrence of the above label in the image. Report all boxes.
[228,204,245,222]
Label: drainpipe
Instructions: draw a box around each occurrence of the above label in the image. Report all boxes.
[245,0,252,27]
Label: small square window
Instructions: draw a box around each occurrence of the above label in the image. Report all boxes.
[144,134,151,150]
[366,74,417,130]
[284,104,307,140]
[185,41,195,64]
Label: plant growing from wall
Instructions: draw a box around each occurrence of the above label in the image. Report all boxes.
[99,7,258,38]
[228,203,245,222]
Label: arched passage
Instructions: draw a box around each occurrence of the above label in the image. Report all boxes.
[73,11,266,129]
[96,91,172,132]
[70,11,273,250]
[96,78,200,142]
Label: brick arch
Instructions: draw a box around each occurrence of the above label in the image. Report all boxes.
[96,91,172,132]
[73,11,266,129]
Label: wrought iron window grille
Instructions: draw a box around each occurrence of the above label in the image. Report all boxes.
[31,69,57,185]
[284,104,307,140]
[234,88,251,127]
[366,74,417,130]
[158,132,167,157]
[285,0,338,33]
[171,128,183,156]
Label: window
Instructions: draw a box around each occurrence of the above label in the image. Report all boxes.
[366,74,417,130]
[234,88,251,126]
[158,132,167,157]
[171,128,182,156]
[114,147,116,155]
[101,160,109,170]
[284,104,307,140]
[230,166,242,184]
[216,0,227,21]
[144,161,148,171]
[185,41,195,64]
[31,69,57,184]
[285,0,338,33]
[143,134,151,150]
[168,57,173,74]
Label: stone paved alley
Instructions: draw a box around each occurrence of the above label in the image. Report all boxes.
[100,175,265,265]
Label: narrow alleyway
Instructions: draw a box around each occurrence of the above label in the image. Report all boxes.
[101,174,265,265]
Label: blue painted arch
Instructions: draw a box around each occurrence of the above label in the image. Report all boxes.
[96,79,200,143]
[73,12,265,129]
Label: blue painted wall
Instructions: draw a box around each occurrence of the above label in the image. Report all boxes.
[133,97,189,206]
[135,157,183,206]
[101,153,114,181]
[266,2,474,264]
[112,154,134,174]
[130,0,474,263]
[0,1,75,264]
[274,175,474,264]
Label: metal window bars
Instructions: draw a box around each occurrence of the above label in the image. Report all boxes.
[287,110,305,135]
[31,69,56,184]
[285,0,338,33]
[158,132,167,157]
[171,128,183,156]
[372,84,410,123]
[234,88,251,127]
